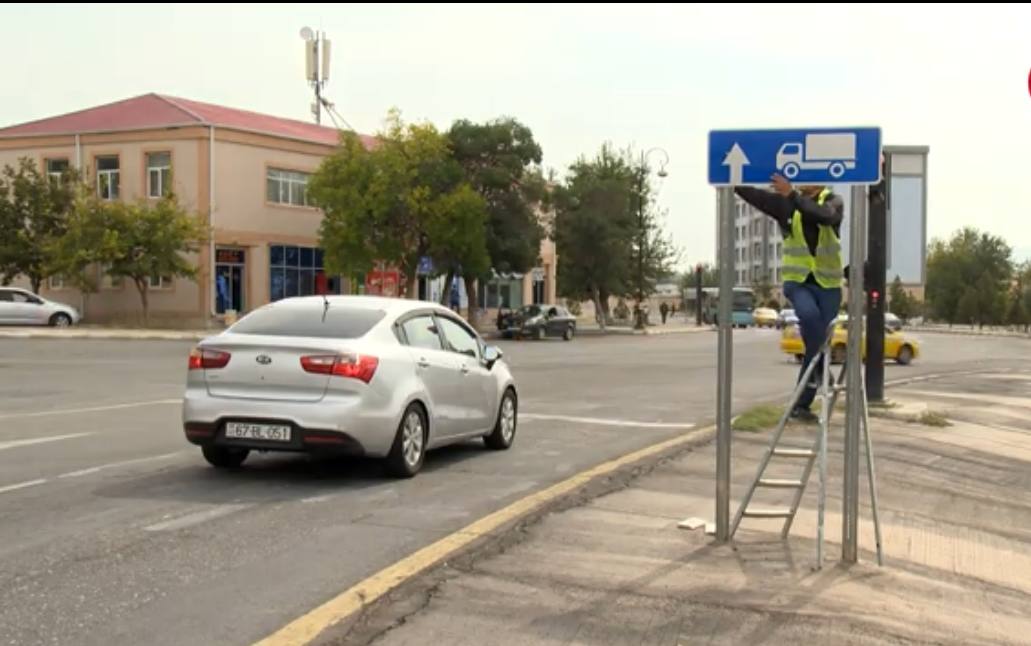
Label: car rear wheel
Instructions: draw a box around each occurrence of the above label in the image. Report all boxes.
[563,325,574,341]
[896,345,914,365]
[202,446,249,468]
[49,313,72,327]
[386,404,427,478]
[484,389,517,450]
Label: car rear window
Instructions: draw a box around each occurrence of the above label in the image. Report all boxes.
[230,304,386,339]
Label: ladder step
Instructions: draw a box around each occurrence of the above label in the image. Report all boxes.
[772,448,816,459]
[757,478,805,489]
[742,507,794,519]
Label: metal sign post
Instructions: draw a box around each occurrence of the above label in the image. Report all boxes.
[715,187,735,541]
[843,186,867,563]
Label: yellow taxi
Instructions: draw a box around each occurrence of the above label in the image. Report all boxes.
[753,307,779,328]
[779,316,920,365]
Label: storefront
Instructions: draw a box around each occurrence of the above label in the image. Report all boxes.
[215,247,246,314]
[269,244,341,302]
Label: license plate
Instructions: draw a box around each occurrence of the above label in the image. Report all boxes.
[225,422,292,442]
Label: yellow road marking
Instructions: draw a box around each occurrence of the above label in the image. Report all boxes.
[254,425,714,646]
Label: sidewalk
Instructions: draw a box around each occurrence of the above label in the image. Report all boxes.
[343,376,1031,645]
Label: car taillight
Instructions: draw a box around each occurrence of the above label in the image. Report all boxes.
[300,354,379,384]
[188,347,231,370]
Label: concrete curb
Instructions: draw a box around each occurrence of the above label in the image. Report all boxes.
[867,400,930,423]
[0,328,212,341]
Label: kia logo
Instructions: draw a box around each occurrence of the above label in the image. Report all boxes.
[256,354,272,365]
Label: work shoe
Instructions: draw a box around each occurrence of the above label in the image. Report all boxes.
[790,407,819,424]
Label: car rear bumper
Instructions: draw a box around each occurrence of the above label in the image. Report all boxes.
[183,420,366,456]
[182,389,397,457]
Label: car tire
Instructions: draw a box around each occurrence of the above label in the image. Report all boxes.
[563,325,574,341]
[536,326,546,341]
[484,389,517,450]
[385,404,428,478]
[49,313,72,327]
[896,345,914,366]
[202,445,249,468]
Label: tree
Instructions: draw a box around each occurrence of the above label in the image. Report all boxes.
[553,145,636,329]
[425,185,491,328]
[888,275,914,321]
[926,227,1012,325]
[310,110,490,326]
[47,184,112,317]
[447,118,546,326]
[61,193,206,326]
[0,158,79,292]
[627,156,679,324]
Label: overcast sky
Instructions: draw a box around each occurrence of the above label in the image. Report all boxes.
[3,3,1030,266]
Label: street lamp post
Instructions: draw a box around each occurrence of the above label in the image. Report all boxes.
[634,148,670,330]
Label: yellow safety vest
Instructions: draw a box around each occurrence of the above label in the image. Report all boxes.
[781,188,843,288]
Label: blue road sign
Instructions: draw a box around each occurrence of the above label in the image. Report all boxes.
[417,256,434,275]
[708,127,881,186]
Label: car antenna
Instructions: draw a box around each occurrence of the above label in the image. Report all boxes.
[322,294,330,322]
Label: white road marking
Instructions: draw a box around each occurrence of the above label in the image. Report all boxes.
[0,478,47,495]
[301,494,336,504]
[0,398,182,420]
[57,451,183,479]
[0,432,91,452]
[522,413,694,429]
[900,389,1031,409]
[144,503,254,532]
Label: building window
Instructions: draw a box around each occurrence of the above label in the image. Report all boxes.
[269,244,331,301]
[148,275,172,290]
[776,242,782,259]
[266,168,311,206]
[45,158,69,183]
[146,152,171,198]
[96,156,119,200]
[48,276,65,290]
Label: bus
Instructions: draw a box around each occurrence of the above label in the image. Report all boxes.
[694,287,755,327]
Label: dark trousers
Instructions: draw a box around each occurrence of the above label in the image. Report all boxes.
[783,280,841,410]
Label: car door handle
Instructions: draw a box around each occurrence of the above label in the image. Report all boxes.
[417,358,430,369]
[460,364,470,375]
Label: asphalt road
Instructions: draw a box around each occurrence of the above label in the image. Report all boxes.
[1,328,1027,645]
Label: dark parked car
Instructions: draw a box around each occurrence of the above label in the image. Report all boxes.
[498,304,576,341]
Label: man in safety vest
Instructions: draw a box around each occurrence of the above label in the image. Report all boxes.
[736,174,844,422]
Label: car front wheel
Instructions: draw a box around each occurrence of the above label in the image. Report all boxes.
[50,313,72,327]
[484,389,517,450]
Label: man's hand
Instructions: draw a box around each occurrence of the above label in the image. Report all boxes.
[771,174,793,197]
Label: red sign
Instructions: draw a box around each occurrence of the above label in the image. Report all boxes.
[365,268,401,297]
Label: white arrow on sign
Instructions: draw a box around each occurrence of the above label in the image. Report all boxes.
[722,143,750,185]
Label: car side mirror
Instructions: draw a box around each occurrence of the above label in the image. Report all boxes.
[483,345,503,369]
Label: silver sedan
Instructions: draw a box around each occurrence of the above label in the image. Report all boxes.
[182,296,518,478]
[0,288,80,326]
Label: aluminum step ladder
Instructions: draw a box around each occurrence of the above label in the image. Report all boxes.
[730,318,884,567]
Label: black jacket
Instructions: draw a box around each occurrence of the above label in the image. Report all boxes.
[734,187,844,257]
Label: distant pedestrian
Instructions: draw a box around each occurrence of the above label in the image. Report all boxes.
[660,302,670,325]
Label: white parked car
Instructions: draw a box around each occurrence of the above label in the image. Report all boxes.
[182,296,518,478]
[0,288,80,326]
